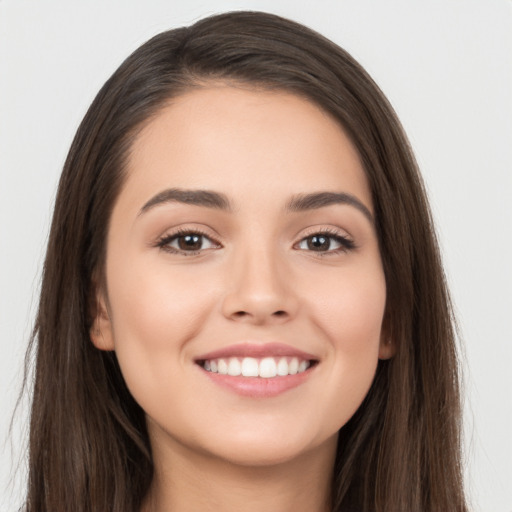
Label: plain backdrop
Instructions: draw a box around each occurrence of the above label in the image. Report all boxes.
[1,1,511,511]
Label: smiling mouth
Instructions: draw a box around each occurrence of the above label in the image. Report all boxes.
[197,356,317,378]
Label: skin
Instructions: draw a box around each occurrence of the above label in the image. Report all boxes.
[91,85,393,512]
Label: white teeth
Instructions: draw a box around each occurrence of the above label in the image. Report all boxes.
[276,357,289,376]
[202,356,312,378]
[259,357,277,378]
[241,357,259,377]
[288,357,299,375]
[227,358,241,376]
[218,358,228,375]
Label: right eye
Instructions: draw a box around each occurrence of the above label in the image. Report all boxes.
[157,230,221,255]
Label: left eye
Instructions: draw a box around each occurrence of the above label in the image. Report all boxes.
[297,233,354,252]
[158,232,219,253]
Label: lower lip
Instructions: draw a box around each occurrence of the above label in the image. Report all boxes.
[198,366,315,398]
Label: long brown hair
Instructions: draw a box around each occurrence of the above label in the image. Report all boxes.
[23,11,467,512]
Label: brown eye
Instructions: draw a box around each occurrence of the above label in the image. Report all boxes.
[157,231,220,254]
[177,234,203,251]
[306,235,330,251]
[297,232,355,253]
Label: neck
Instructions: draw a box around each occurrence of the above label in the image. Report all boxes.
[142,434,336,512]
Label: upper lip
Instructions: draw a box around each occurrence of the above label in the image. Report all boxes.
[194,342,318,362]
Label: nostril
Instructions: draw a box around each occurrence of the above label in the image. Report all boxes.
[273,310,287,317]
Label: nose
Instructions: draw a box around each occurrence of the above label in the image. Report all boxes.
[221,245,299,325]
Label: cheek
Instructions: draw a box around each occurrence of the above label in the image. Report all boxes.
[109,258,215,337]
[105,257,219,390]
[302,263,386,417]
[306,263,386,352]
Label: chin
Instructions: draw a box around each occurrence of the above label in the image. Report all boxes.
[200,427,338,469]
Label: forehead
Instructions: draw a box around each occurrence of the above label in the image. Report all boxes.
[121,85,371,213]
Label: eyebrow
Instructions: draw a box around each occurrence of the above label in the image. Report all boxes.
[139,188,373,223]
[139,188,231,215]
[286,192,373,223]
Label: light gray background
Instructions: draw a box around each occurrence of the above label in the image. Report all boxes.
[1,1,511,511]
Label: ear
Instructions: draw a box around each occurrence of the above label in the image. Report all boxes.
[89,287,115,351]
[378,314,396,360]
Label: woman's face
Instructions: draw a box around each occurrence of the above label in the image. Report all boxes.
[92,85,391,467]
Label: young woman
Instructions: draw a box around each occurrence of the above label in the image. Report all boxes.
[23,11,467,512]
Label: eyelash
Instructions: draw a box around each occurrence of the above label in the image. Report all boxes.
[155,228,356,256]
[156,228,220,256]
[295,228,356,256]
